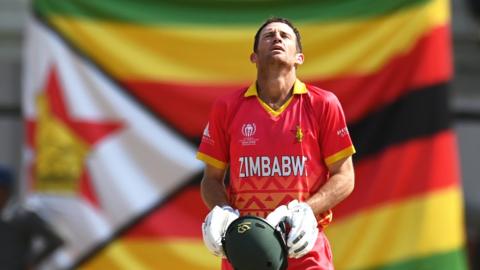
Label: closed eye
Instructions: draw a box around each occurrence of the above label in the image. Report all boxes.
[281,32,291,39]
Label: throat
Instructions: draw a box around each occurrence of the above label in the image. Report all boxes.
[256,77,296,111]
[260,91,293,111]
[265,100,287,110]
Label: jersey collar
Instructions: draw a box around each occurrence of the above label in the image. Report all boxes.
[244,79,308,97]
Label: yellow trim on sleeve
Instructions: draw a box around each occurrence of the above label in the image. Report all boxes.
[324,145,356,165]
[196,152,227,170]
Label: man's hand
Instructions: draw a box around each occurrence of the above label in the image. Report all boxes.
[202,205,239,257]
[266,200,318,258]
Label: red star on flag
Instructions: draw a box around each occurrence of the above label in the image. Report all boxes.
[25,67,123,207]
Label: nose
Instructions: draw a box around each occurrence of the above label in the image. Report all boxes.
[272,32,282,43]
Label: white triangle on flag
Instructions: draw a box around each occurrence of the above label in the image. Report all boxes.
[22,16,204,269]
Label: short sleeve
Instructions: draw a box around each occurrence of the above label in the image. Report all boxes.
[196,99,230,169]
[318,93,356,165]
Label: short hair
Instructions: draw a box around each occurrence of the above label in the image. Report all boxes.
[253,17,302,53]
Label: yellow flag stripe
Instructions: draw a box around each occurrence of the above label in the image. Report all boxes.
[81,188,464,270]
[48,0,448,84]
[104,242,150,270]
[81,239,218,270]
[326,186,465,270]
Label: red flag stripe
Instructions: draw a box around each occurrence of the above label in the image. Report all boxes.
[318,25,452,124]
[124,187,208,239]
[333,130,461,221]
[121,25,450,137]
[123,130,460,239]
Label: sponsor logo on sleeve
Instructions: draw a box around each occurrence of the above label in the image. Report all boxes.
[202,122,215,145]
[203,123,210,137]
[336,127,349,137]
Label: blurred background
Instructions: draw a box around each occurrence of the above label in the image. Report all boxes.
[0,0,479,269]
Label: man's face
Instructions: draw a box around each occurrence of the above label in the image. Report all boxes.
[252,22,304,67]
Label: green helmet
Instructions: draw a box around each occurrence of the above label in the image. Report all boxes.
[222,215,288,270]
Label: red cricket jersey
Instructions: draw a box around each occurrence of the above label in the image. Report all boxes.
[197,80,355,269]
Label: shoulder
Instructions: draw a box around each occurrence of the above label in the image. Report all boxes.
[304,84,341,108]
[211,87,249,112]
[216,88,247,104]
[305,84,339,102]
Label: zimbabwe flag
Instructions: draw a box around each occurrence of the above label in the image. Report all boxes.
[22,0,467,269]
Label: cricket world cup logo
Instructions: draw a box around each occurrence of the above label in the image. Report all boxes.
[242,123,256,137]
[240,123,258,146]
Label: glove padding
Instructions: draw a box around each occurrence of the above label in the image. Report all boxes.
[202,205,239,257]
[266,200,318,258]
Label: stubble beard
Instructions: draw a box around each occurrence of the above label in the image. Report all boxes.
[263,52,293,69]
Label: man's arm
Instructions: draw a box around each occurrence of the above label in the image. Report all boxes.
[200,164,239,257]
[200,164,230,209]
[306,156,355,215]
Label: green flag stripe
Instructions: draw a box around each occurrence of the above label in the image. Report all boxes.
[34,0,429,25]
[362,249,468,270]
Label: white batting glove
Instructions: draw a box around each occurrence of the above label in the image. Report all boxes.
[265,204,290,228]
[202,205,239,257]
[266,200,318,259]
[287,200,319,258]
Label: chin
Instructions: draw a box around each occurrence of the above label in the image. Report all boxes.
[268,58,291,66]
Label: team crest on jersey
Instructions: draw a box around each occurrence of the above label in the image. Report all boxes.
[240,123,259,146]
[290,125,305,143]
[295,125,303,143]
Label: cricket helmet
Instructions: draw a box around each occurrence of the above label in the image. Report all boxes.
[222,215,288,270]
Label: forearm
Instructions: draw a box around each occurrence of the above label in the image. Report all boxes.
[200,176,230,209]
[306,163,354,215]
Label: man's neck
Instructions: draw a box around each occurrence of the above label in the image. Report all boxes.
[256,67,297,110]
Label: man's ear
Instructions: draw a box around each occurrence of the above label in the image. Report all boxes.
[250,52,258,63]
[295,53,304,65]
